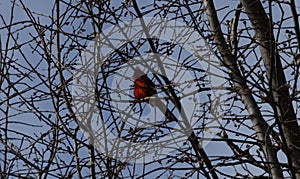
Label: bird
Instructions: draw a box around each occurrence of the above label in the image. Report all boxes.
[133,66,157,102]
[132,66,176,122]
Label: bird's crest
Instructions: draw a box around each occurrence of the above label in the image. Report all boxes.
[133,66,145,78]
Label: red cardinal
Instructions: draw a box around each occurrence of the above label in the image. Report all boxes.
[133,67,177,121]
[133,66,157,101]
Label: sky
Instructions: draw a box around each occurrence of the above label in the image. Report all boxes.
[1,0,299,178]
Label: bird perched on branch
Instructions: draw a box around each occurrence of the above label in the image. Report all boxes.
[132,66,176,122]
[133,66,157,102]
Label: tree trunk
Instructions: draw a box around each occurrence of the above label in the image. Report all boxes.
[241,0,300,178]
[203,0,283,178]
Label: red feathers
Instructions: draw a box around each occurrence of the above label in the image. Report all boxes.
[133,67,157,101]
[132,66,176,122]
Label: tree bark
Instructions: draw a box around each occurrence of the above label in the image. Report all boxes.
[241,0,300,178]
[203,0,283,178]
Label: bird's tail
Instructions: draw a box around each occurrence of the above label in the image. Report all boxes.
[149,98,178,122]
